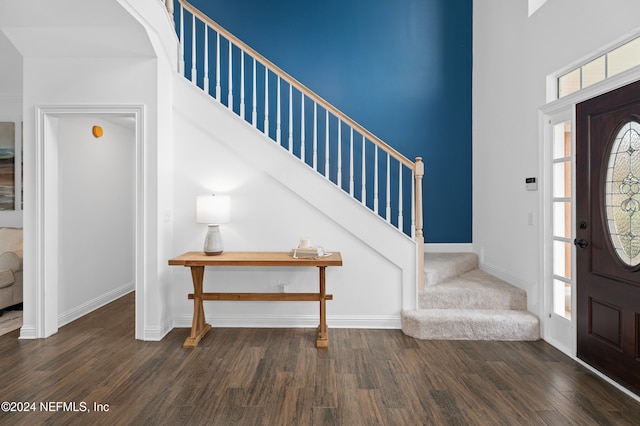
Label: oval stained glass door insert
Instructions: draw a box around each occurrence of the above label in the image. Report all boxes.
[605,121,640,266]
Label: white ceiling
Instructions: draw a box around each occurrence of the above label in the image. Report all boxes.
[0,0,155,58]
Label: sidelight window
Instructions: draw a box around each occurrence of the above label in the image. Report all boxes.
[551,120,572,319]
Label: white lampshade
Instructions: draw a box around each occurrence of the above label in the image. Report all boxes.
[196,194,231,224]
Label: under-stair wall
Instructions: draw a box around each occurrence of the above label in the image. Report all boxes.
[171,74,418,328]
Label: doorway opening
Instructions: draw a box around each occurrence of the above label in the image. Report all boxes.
[33,106,145,339]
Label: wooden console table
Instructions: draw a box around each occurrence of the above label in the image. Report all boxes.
[168,251,342,349]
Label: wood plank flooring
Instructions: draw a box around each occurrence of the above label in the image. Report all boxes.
[0,293,639,425]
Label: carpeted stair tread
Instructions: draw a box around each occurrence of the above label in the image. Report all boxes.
[419,269,527,310]
[425,252,478,287]
[403,252,540,341]
[401,308,539,341]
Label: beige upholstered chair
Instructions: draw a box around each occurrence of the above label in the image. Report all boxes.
[0,228,22,313]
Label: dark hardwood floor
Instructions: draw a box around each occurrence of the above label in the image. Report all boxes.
[1,293,639,425]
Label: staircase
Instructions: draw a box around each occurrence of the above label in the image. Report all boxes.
[402,253,539,340]
[172,0,426,296]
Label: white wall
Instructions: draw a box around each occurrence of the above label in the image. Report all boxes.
[19,56,168,337]
[2,0,416,339]
[0,0,179,340]
[171,77,417,328]
[0,30,22,99]
[57,116,134,325]
[473,0,640,315]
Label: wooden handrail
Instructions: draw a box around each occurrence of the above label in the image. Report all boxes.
[172,0,425,295]
[179,0,414,170]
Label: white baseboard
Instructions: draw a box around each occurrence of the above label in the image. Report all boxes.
[424,243,474,253]
[18,325,36,339]
[479,262,534,291]
[58,282,134,328]
[479,261,541,314]
[144,317,173,341]
[172,314,401,330]
[330,315,400,329]
[543,335,573,358]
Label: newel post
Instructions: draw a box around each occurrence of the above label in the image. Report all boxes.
[165,0,175,24]
[415,157,425,292]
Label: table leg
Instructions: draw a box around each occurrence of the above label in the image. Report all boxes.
[316,266,329,349]
[183,265,212,348]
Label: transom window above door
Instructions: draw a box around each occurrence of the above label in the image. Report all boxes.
[558,36,640,98]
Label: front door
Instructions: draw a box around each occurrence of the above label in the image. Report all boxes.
[576,79,640,395]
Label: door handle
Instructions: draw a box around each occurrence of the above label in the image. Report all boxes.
[574,239,588,249]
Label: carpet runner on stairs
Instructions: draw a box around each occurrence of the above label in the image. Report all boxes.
[401,253,539,341]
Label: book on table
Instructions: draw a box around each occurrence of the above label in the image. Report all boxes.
[291,246,325,258]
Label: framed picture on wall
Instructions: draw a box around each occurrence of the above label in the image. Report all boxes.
[0,121,15,210]
[21,122,23,210]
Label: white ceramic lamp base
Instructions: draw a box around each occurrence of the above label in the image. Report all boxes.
[203,224,224,255]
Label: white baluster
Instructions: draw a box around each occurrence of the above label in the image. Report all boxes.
[386,154,391,223]
[239,49,244,119]
[411,169,416,238]
[215,32,220,100]
[313,103,318,171]
[361,135,366,205]
[300,93,305,162]
[264,67,269,135]
[251,59,257,126]
[179,6,184,74]
[173,7,420,238]
[191,14,197,84]
[337,121,342,188]
[325,110,330,179]
[276,76,281,144]
[374,145,379,214]
[288,85,293,153]
[227,41,233,110]
[398,164,403,230]
[203,26,209,93]
[349,128,354,196]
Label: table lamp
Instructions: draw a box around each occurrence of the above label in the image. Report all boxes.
[196,194,231,255]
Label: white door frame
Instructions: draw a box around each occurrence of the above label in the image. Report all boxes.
[539,106,575,356]
[34,105,145,339]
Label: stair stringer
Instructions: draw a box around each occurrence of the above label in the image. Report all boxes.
[173,75,419,316]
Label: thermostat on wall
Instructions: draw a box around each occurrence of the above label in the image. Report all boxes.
[526,177,537,191]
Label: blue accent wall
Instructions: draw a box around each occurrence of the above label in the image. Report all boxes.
[187,0,472,243]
